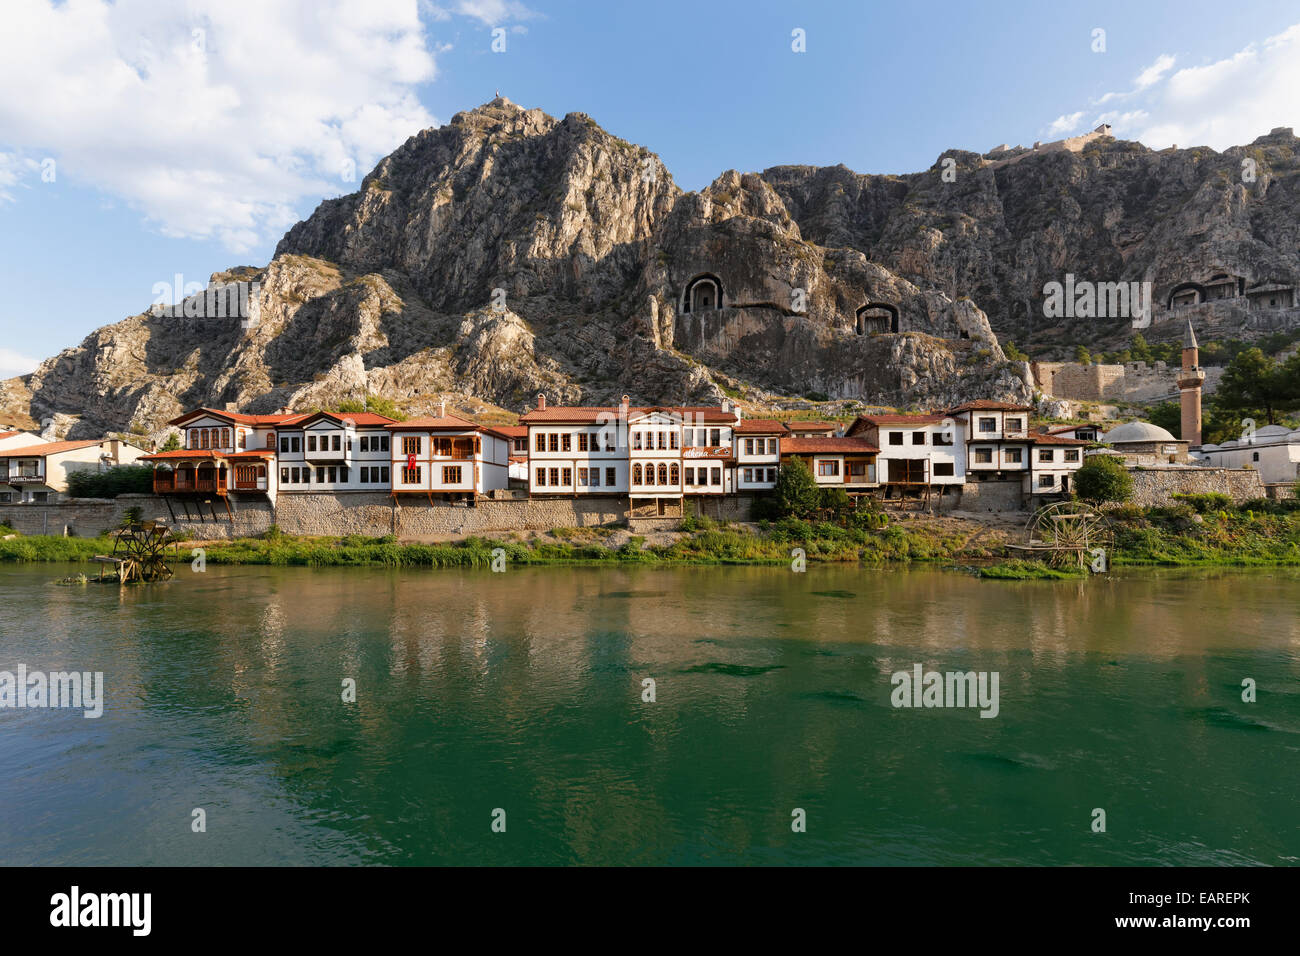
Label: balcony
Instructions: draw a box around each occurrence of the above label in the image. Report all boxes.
[5,473,44,484]
[152,472,226,495]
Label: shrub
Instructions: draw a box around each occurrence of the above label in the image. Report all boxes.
[1075,456,1133,504]
[66,465,154,498]
[771,459,821,518]
[1170,492,1233,514]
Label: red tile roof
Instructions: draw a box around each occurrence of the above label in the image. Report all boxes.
[293,411,398,427]
[734,419,790,434]
[520,405,738,424]
[495,425,529,437]
[946,400,1033,413]
[785,420,838,431]
[169,407,308,427]
[386,415,483,430]
[1029,433,1090,445]
[141,449,276,461]
[783,437,879,454]
[0,440,104,458]
[851,413,950,427]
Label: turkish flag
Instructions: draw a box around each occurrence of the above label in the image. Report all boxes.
[406,453,417,469]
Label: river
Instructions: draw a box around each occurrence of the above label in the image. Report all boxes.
[1,562,1297,865]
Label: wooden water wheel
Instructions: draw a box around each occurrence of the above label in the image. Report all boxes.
[1024,501,1114,569]
[108,521,179,583]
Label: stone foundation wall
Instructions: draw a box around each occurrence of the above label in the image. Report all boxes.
[1127,468,1264,507]
[957,479,1025,513]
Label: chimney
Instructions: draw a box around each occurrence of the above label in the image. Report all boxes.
[620,394,629,416]
[537,392,547,411]
[439,400,447,418]
[721,398,730,413]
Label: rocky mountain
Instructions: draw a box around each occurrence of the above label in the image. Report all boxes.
[762,125,1300,351]
[13,99,1300,441]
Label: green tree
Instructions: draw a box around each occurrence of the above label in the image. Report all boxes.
[1074,455,1133,504]
[331,396,406,421]
[159,431,182,451]
[772,459,821,518]
[1216,348,1289,424]
[1073,345,1092,365]
[1130,332,1153,363]
[1003,340,1028,362]
[1146,401,1182,438]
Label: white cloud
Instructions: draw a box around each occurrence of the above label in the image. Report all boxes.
[1134,53,1177,91]
[1044,24,1300,150]
[1046,112,1086,136]
[428,1,539,25]
[0,347,41,379]
[0,0,444,252]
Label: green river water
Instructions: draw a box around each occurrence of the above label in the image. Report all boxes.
[1,562,1297,865]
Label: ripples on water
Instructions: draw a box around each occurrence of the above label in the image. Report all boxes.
[0,563,1297,866]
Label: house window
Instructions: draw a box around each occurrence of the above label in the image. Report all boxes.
[360,468,369,483]
[744,439,754,455]
[850,461,868,477]
[934,462,954,476]
[933,432,952,446]
[402,466,421,484]
[978,417,996,433]
[1005,448,1023,464]
[591,469,601,487]
[711,467,721,486]
[633,463,642,484]
[292,437,301,453]
[766,468,777,482]
[669,431,679,450]
[443,466,462,484]
[281,437,290,453]
[307,436,317,452]
[561,434,571,452]
[577,467,589,486]
[549,434,559,453]
[332,435,341,451]
[1040,474,1056,487]
[657,463,668,484]
[818,460,840,477]
[889,432,903,445]
[743,468,753,482]
[683,428,695,447]
[1065,450,1080,462]
[380,467,389,483]
[402,436,420,456]
[339,466,349,483]
[1038,449,1054,462]
[633,431,643,450]
[710,428,721,446]
[1253,452,1260,462]
[605,467,616,486]
[975,448,993,463]
[912,432,926,445]
[685,467,695,485]
[536,468,547,487]
[328,467,338,482]
[1006,418,1023,432]
[280,468,289,483]
[643,464,654,486]
[549,468,560,487]
[535,433,546,452]
[670,463,679,484]
[578,433,589,452]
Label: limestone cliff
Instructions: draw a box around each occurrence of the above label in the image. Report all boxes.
[20,98,1169,441]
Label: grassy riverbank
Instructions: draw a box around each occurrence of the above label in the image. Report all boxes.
[4,501,1300,572]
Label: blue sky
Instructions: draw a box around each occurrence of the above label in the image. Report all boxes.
[3,0,1299,375]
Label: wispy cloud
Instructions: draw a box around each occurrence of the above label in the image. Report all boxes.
[0,0,446,252]
[1044,25,1300,149]
[1046,111,1086,136]
[0,347,41,380]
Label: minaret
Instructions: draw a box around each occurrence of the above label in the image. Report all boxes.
[1178,320,1205,447]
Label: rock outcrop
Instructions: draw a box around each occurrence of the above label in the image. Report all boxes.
[31,103,1299,439]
